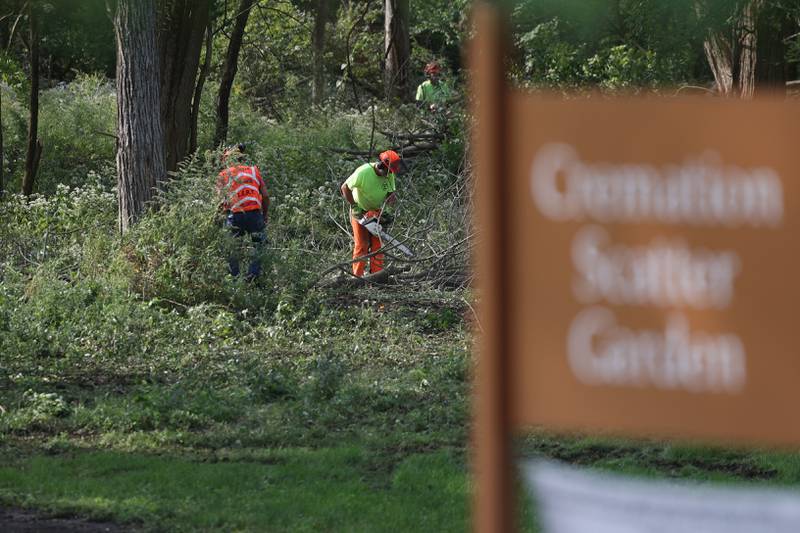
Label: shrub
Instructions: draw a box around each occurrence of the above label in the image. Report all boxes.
[36,74,117,193]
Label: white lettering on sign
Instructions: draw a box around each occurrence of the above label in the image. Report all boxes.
[530,143,784,227]
[567,307,746,393]
[572,225,741,309]
[524,143,781,393]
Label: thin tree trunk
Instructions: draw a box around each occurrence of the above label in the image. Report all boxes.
[22,2,40,196]
[213,0,255,147]
[384,0,410,101]
[158,0,210,171]
[703,32,733,95]
[736,0,760,99]
[0,82,4,199]
[345,1,371,112]
[701,0,771,99]
[114,0,166,233]
[189,22,212,154]
[311,0,328,106]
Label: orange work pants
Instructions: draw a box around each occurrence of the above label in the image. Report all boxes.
[350,214,383,277]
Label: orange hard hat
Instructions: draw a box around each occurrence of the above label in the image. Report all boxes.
[424,62,441,75]
[379,150,403,174]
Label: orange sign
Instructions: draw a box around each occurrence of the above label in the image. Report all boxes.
[507,94,800,445]
[469,3,800,532]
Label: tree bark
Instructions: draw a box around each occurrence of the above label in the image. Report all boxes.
[700,0,788,99]
[703,31,733,95]
[734,0,759,99]
[311,0,328,106]
[22,2,40,196]
[158,0,210,171]
[189,21,213,154]
[213,0,255,147]
[0,82,4,199]
[114,0,166,233]
[384,0,410,101]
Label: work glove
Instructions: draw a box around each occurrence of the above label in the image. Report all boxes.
[381,211,394,228]
[363,209,381,223]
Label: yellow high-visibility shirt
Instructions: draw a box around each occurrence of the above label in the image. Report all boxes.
[345,163,396,212]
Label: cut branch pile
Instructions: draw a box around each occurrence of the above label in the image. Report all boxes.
[328,129,445,161]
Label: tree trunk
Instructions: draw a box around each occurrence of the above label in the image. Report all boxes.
[158,0,210,171]
[311,0,328,106]
[22,2,40,196]
[213,0,255,147]
[703,31,733,95]
[384,0,410,101]
[700,0,788,99]
[734,0,759,99]
[114,0,166,233]
[0,82,4,199]
[189,22,212,154]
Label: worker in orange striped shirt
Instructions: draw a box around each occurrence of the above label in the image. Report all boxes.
[217,143,270,280]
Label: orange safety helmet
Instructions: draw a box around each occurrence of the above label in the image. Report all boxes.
[424,61,441,75]
[379,150,403,174]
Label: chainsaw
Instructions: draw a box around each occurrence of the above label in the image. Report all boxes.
[358,214,414,257]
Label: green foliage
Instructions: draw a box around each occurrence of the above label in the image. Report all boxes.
[38,0,116,79]
[0,75,116,194]
[220,0,468,117]
[234,0,315,117]
[0,67,28,190]
[0,53,28,95]
[2,390,70,432]
[583,44,660,89]
[36,75,117,193]
[510,0,707,90]
[305,350,346,401]
[412,0,471,55]
[515,18,586,87]
[4,11,464,527]
[0,99,470,459]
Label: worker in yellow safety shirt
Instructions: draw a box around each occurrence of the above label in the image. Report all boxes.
[415,61,451,113]
[340,150,405,277]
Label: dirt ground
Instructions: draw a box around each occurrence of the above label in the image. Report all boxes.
[0,507,130,532]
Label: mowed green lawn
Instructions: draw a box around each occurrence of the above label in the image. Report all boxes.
[4,432,800,531]
[0,447,468,532]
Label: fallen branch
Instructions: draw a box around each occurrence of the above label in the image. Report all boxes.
[379,131,442,141]
[328,141,440,160]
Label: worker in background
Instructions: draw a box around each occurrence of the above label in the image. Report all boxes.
[340,150,404,277]
[217,143,270,280]
[415,61,451,113]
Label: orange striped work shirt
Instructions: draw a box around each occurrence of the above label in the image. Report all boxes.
[218,165,265,213]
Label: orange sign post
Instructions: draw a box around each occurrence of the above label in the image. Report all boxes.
[471,3,800,532]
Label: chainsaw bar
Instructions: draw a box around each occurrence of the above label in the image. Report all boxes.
[360,218,414,257]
